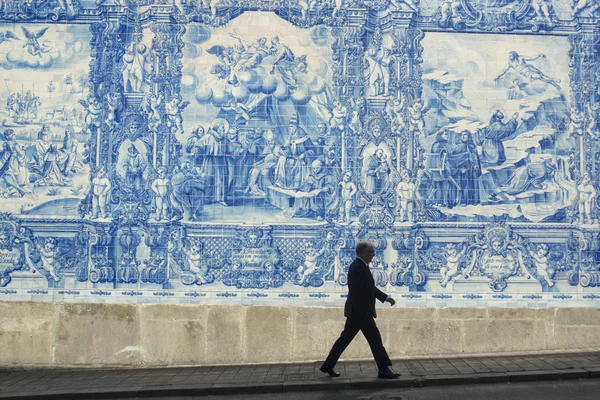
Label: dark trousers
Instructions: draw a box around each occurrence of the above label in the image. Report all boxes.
[323,314,392,371]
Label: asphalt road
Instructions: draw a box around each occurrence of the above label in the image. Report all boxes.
[136,378,600,400]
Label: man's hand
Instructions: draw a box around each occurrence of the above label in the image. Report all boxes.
[386,297,396,306]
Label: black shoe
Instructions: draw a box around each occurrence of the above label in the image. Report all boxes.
[319,364,340,377]
[378,367,401,379]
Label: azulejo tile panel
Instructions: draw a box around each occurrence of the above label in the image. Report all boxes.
[0,0,598,307]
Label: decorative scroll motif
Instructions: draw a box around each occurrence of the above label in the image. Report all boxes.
[0,214,86,286]
[391,228,428,287]
[219,227,281,288]
[432,224,578,292]
[435,0,556,32]
[0,0,81,21]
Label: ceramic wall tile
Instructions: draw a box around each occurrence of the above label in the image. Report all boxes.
[0,0,597,307]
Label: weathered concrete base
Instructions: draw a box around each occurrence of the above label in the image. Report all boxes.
[1,302,600,368]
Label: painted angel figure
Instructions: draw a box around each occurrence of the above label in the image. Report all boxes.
[529,244,554,287]
[57,0,78,15]
[296,241,326,286]
[36,237,61,282]
[332,0,346,18]
[386,97,405,133]
[20,26,50,57]
[440,243,466,288]
[586,103,600,139]
[165,95,189,135]
[90,166,111,219]
[507,79,528,100]
[299,0,321,19]
[222,100,250,124]
[229,31,269,63]
[572,0,600,17]
[206,45,238,85]
[0,30,19,45]
[182,239,211,284]
[578,173,597,224]
[348,109,363,136]
[338,170,357,224]
[329,100,348,132]
[494,52,561,91]
[408,99,426,136]
[532,0,553,26]
[145,94,163,132]
[106,93,122,131]
[79,96,103,134]
[440,0,463,26]
[568,106,585,138]
[390,0,420,11]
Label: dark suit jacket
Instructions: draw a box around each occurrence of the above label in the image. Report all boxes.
[344,258,388,318]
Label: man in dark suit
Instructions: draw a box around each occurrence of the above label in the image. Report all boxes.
[319,241,400,379]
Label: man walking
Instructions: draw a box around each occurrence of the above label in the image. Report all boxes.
[320,241,400,379]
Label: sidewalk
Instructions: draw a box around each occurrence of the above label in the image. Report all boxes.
[1,351,600,399]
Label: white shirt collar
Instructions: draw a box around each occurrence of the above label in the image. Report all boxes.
[356,256,369,267]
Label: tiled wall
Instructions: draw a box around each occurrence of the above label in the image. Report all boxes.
[0,0,599,308]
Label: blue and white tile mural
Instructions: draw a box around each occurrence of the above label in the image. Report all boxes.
[0,0,599,306]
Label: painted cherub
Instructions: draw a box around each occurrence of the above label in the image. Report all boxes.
[329,100,348,132]
[440,0,463,25]
[296,241,327,286]
[386,97,405,134]
[147,94,163,132]
[183,239,209,283]
[408,99,425,136]
[533,0,553,27]
[572,0,600,17]
[222,100,250,124]
[165,95,189,135]
[568,106,585,138]
[37,237,61,281]
[396,170,420,222]
[440,243,466,288]
[529,244,554,287]
[578,173,597,224]
[332,0,346,18]
[91,167,111,219]
[106,93,121,131]
[151,167,172,222]
[348,109,362,136]
[79,96,102,134]
[586,103,600,139]
[338,170,357,225]
[298,0,321,19]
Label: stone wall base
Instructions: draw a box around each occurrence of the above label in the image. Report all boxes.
[2,302,599,368]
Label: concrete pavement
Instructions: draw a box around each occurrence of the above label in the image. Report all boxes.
[1,351,599,399]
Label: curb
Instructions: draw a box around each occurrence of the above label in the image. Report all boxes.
[0,368,598,399]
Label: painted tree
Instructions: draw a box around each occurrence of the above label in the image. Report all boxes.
[47,80,56,98]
